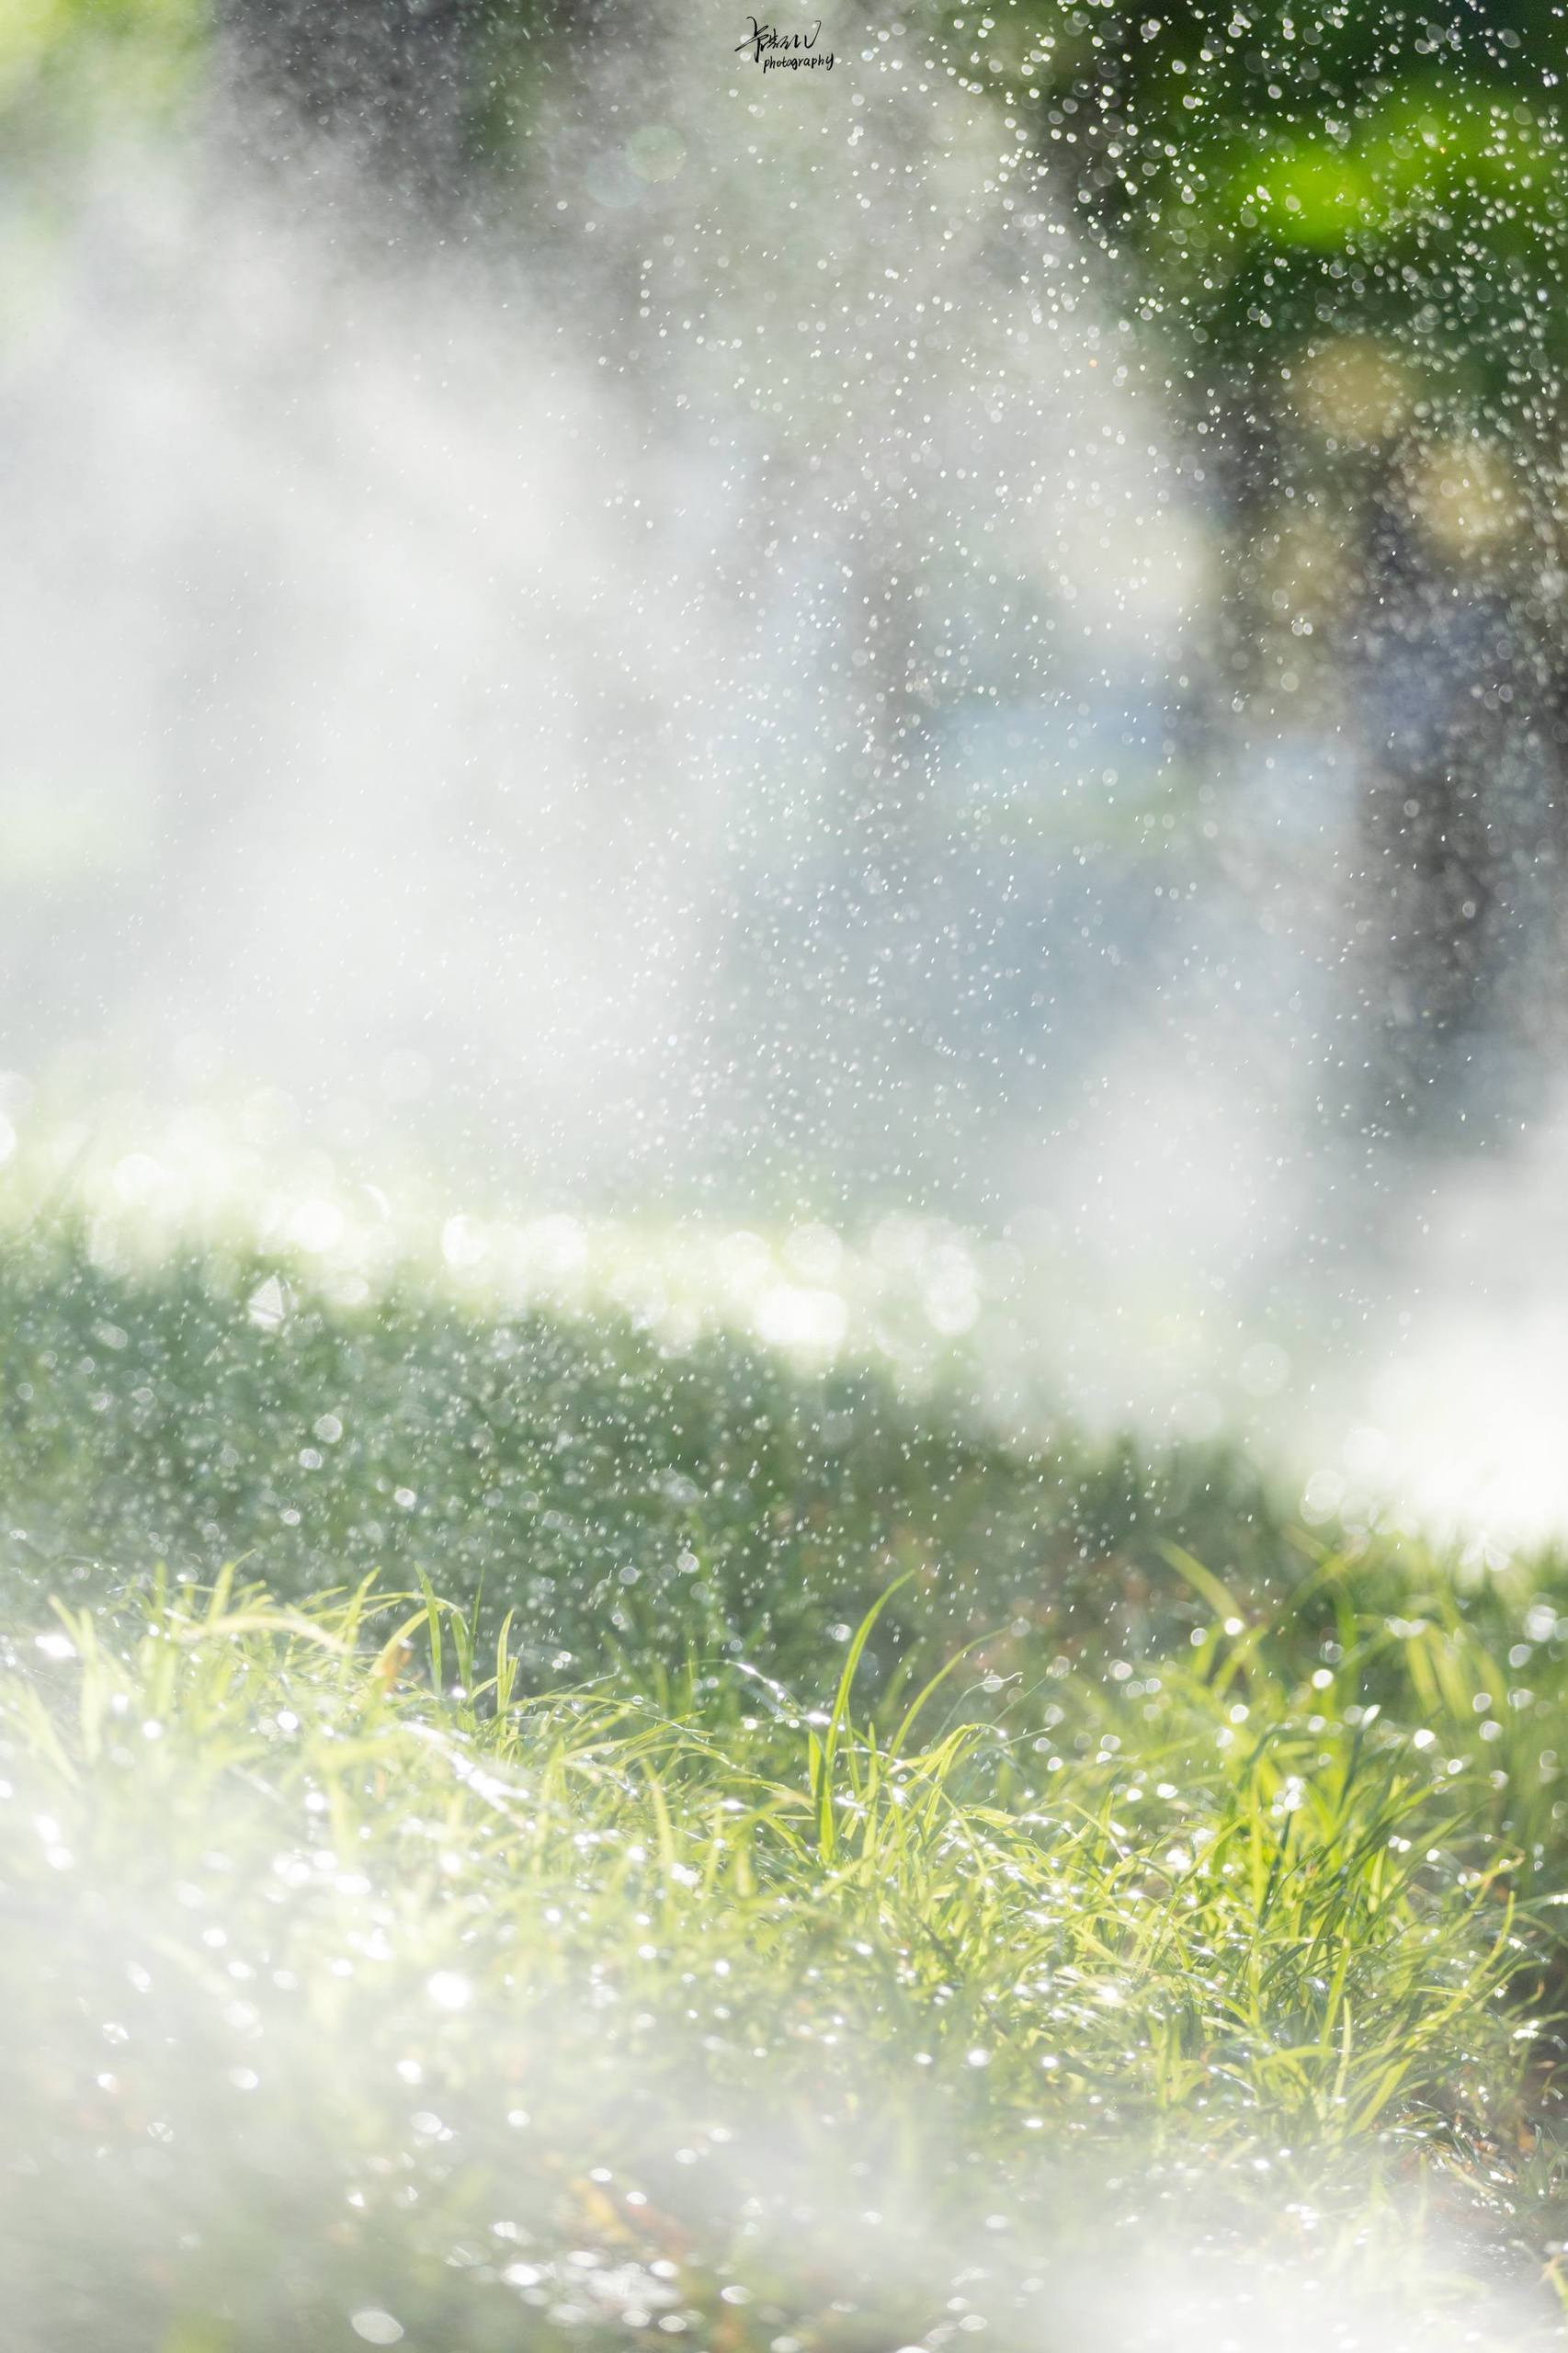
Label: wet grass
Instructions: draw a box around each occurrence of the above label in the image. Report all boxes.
[0,1215,1292,1680]
[6,1222,1568,2346]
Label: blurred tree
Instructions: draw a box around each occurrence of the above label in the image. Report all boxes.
[210,0,630,205]
[214,0,492,197]
[951,0,1568,1130]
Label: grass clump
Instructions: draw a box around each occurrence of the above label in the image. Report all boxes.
[2,1564,1567,2350]
[5,1222,1568,2345]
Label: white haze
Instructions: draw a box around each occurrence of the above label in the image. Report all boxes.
[3,1714,1548,2353]
[3,0,1567,1540]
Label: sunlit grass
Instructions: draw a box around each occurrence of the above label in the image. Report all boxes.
[5,1563,1565,2350]
[8,1556,1568,2343]
[7,1216,1568,2342]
